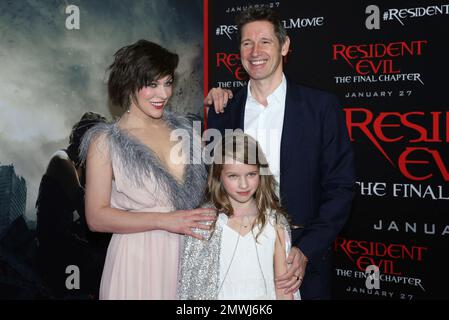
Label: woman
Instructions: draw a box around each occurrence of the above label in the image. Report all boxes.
[80,40,214,300]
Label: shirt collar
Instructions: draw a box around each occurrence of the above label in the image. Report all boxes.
[246,74,287,106]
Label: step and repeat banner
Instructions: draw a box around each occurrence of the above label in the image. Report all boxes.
[205,0,449,299]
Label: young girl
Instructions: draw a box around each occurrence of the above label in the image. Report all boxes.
[178,132,300,300]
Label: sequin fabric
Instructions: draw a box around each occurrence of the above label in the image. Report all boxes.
[178,210,292,300]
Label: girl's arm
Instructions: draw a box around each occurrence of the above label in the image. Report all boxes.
[84,133,214,238]
[274,225,294,300]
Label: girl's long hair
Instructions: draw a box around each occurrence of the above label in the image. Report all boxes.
[205,131,289,240]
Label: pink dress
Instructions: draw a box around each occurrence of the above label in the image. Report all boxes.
[80,112,207,300]
[99,172,180,300]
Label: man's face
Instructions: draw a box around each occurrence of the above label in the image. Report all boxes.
[239,20,290,82]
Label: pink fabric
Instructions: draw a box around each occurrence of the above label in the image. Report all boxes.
[99,163,180,300]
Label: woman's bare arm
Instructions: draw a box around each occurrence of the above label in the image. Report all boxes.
[84,134,214,238]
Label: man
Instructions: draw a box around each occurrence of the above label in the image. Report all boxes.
[205,7,355,299]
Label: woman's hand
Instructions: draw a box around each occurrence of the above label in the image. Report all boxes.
[162,208,217,240]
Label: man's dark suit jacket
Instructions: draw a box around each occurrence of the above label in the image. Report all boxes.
[206,79,356,299]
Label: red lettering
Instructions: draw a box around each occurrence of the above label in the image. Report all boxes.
[335,238,428,261]
[332,40,428,70]
[334,237,354,262]
[216,53,241,75]
[373,113,403,142]
[430,149,449,181]
[356,256,374,272]
[430,112,442,142]
[333,40,428,61]
[398,147,449,181]
[344,108,394,165]
[226,53,239,68]
[216,53,227,68]
[234,66,248,81]
[398,147,433,180]
[355,59,400,75]
[379,259,402,275]
[356,257,402,275]
[403,112,430,142]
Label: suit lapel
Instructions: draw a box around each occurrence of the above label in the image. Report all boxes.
[280,81,304,188]
[237,87,247,130]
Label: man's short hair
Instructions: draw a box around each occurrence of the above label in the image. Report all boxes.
[235,7,287,45]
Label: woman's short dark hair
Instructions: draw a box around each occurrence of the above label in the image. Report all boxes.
[235,7,287,46]
[107,39,179,110]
